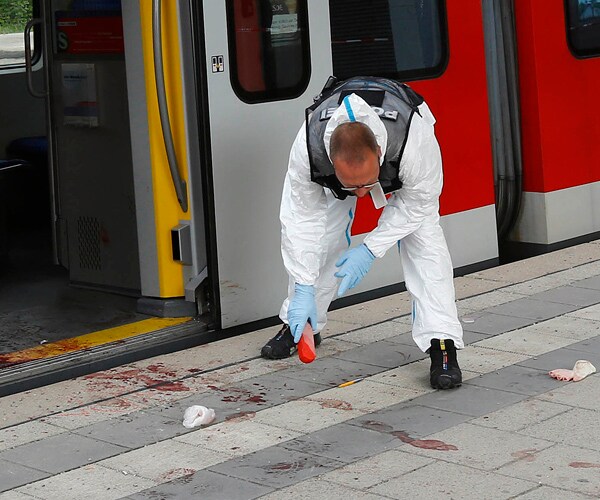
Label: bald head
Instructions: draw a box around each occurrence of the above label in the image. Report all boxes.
[330,122,379,165]
[330,122,381,198]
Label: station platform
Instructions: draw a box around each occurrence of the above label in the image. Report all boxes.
[2,242,600,499]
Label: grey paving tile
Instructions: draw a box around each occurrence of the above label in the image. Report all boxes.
[208,446,345,489]
[370,461,536,499]
[0,460,49,493]
[338,320,412,344]
[126,469,274,500]
[321,449,435,490]
[281,423,398,463]
[0,491,35,499]
[513,485,596,499]
[572,274,600,290]
[461,330,494,344]
[149,375,325,424]
[497,443,600,497]
[233,372,330,406]
[415,384,528,417]
[566,302,600,321]
[518,407,600,452]
[259,478,389,499]
[483,298,579,321]
[528,285,600,307]
[464,365,565,396]
[383,330,488,347]
[0,421,66,452]
[470,399,571,432]
[73,410,188,449]
[536,374,600,411]
[401,423,555,472]
[0,433,127,474]
[565,335,600,355]
[517,347,600,371]
[382,332,414,345]
[277,357,386,388]
[457,312,536,335]
[347,404,471,438]
[17,463,156,500]
[332,340,426,368]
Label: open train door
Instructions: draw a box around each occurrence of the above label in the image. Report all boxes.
[39,0,213,318]
[0,0,215,395]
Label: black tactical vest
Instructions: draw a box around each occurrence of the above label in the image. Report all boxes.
[306,77,424,200]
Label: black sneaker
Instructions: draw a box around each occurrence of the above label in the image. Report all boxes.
[260,324,322,360]
[428,338,462,389]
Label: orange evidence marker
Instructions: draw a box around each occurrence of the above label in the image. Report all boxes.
[298,323,316,364]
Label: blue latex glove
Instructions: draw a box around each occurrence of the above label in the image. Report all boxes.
[287,284,318,343]
[335,243,376,297]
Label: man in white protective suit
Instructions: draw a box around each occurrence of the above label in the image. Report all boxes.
[260,77,463,389]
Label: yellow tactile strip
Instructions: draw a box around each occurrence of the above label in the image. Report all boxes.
[0,317,191,367]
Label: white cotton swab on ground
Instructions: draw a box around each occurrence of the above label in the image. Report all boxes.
[182,405,216,428]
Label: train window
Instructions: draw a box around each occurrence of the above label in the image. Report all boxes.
[0,0,39,69]
[226,0,311,103]
[565,0,600,57]
[329,0,448,81]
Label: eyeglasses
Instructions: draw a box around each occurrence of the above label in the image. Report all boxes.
[339,181,380,192]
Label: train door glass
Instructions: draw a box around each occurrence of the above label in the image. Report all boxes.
[565,0,600,57]
[0,0,39,68]
[226,0,310,103]
[329,0,448,81]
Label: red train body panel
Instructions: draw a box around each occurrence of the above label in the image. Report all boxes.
[516,0,600,194]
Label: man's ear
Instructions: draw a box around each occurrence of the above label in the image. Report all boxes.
[377,145,382,158]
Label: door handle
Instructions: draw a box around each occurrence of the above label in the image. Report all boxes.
[24,18,47,98]
[152,0,189,213]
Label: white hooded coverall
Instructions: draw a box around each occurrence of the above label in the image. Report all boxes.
[279,93,463,352]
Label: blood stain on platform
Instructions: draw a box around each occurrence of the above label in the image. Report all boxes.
[207,384,225,391]
[361,420,393,432]
[154,381,190,392]
[83,367,190,392]
[246,395,266,403]
[269,461,304,472]
[225,411,256,421]
[511,449,538,462]
[221,395,242,403]
[158,468,197,482]
[146,364,178,377]
[392,431,458,451]
[318,399,353,410]
[569,462,600,469]
[104,398,134,410]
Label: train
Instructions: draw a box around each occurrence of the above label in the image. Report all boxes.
[0,0,598,395]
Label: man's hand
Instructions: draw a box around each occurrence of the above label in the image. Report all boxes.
[287,284,318,343]
[335,244,376,296]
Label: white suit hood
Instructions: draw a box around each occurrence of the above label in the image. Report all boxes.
[323,93,388,166]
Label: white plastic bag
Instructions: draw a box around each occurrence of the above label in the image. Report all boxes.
[182,405,216,428]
